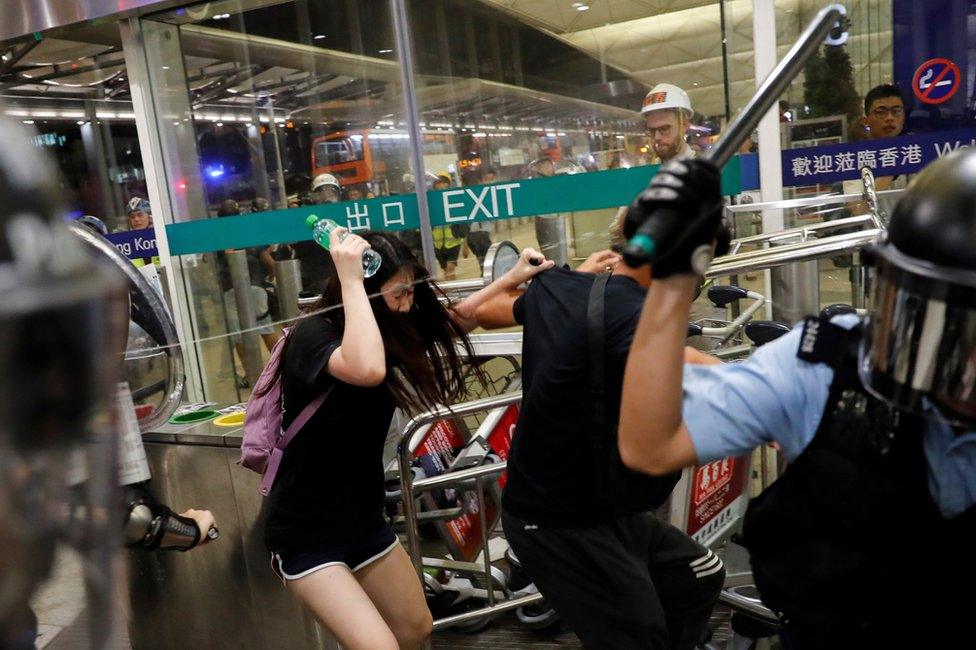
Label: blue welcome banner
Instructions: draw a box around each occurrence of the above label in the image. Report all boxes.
[781,128,976,186]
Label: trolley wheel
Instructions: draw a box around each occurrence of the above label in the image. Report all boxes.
[515,602,560,630]
[451,613,493,634]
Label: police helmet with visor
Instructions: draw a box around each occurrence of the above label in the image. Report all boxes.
[860,147,976,427]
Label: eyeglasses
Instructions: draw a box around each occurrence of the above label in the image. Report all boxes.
[645,124,674,138]
[869,106,904,118]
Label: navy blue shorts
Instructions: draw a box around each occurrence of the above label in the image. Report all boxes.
[271,525,399,582]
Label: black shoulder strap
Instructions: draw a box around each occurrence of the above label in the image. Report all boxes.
[587,273,612,449]
[797,314,863,389]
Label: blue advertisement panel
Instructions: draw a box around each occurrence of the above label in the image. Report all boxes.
[781,128,976,187]
[893,0,976,133]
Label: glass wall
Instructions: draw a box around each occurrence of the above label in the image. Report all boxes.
[8,1,967,397]
[130,0,416,402]
[131,0,759,397]
[0,30,149,233]
[0,29,170,409]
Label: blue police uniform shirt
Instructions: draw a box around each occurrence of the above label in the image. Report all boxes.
[682,314,976,518]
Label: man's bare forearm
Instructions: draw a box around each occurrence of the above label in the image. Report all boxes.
[619,274,698,471]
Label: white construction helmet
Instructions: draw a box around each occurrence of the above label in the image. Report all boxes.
[641,83,693,117]
[311,173,341,192]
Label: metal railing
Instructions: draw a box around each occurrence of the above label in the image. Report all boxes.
[724,188,903,216]
[707,229,882,279]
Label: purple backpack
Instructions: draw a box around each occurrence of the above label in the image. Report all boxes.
[240,329,332,496]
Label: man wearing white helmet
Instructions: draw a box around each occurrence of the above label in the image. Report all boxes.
[295,173,343,293]
[308,173,341,205]
[641,83,695,163]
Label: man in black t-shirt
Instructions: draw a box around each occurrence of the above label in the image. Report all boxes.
[475,251,724,649]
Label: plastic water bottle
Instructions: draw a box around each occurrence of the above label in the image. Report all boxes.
[305,215,381,278]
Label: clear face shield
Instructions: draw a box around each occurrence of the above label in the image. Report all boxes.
[859,244,976,427]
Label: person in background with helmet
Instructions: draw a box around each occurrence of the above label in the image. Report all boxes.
[123,197,159,266]
[431,173,470,281]
[308,173,342,206]
[126,197,153,231]
[251,196,272,213]
[618,152,976,648]
[77,214,110,236]
[295,174,343,293]
[641,83,695,164]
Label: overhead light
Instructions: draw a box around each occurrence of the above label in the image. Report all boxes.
[22,120,33,124]
[173,121,180,126]
[246,123,253,128]
[227,88,238,93]
[1,55,8,62]
[576,4,589,11]
[76,120,85,125]
[216,122,223,126]
[314,34,326,40]
[378,49,393,54]
[162,65,170,70]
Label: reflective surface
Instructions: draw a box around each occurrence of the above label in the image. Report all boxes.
[862,252,976,425]
[129,432,339,650]
[0,0,178,42]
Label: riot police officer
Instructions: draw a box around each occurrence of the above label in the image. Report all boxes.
[0,113,214,649]
[617,150,976,648]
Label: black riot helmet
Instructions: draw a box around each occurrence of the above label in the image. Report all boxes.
[0,114,127,629]
[860,147,976,426]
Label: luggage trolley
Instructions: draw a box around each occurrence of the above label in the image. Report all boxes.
[393,392,545,635]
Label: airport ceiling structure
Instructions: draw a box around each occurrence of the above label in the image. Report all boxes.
[481,0,893,117]
[0,0,892,127]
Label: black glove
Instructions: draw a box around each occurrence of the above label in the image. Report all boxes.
[123,483,201,551]
[622,159,728,278]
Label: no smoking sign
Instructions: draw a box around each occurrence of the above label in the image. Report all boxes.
[913,57,961,105]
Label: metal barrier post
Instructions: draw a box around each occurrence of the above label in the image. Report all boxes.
[475,476,494,606]
[770,235,820,325]
[851,252,868,310]
[275,258,303,323]
[227,250,264,385]
[398,436,425,578]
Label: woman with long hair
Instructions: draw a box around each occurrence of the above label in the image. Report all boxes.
[263,228,552,650]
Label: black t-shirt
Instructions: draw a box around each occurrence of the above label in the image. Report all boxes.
[503,268,647,526]
[263,314,395,553]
